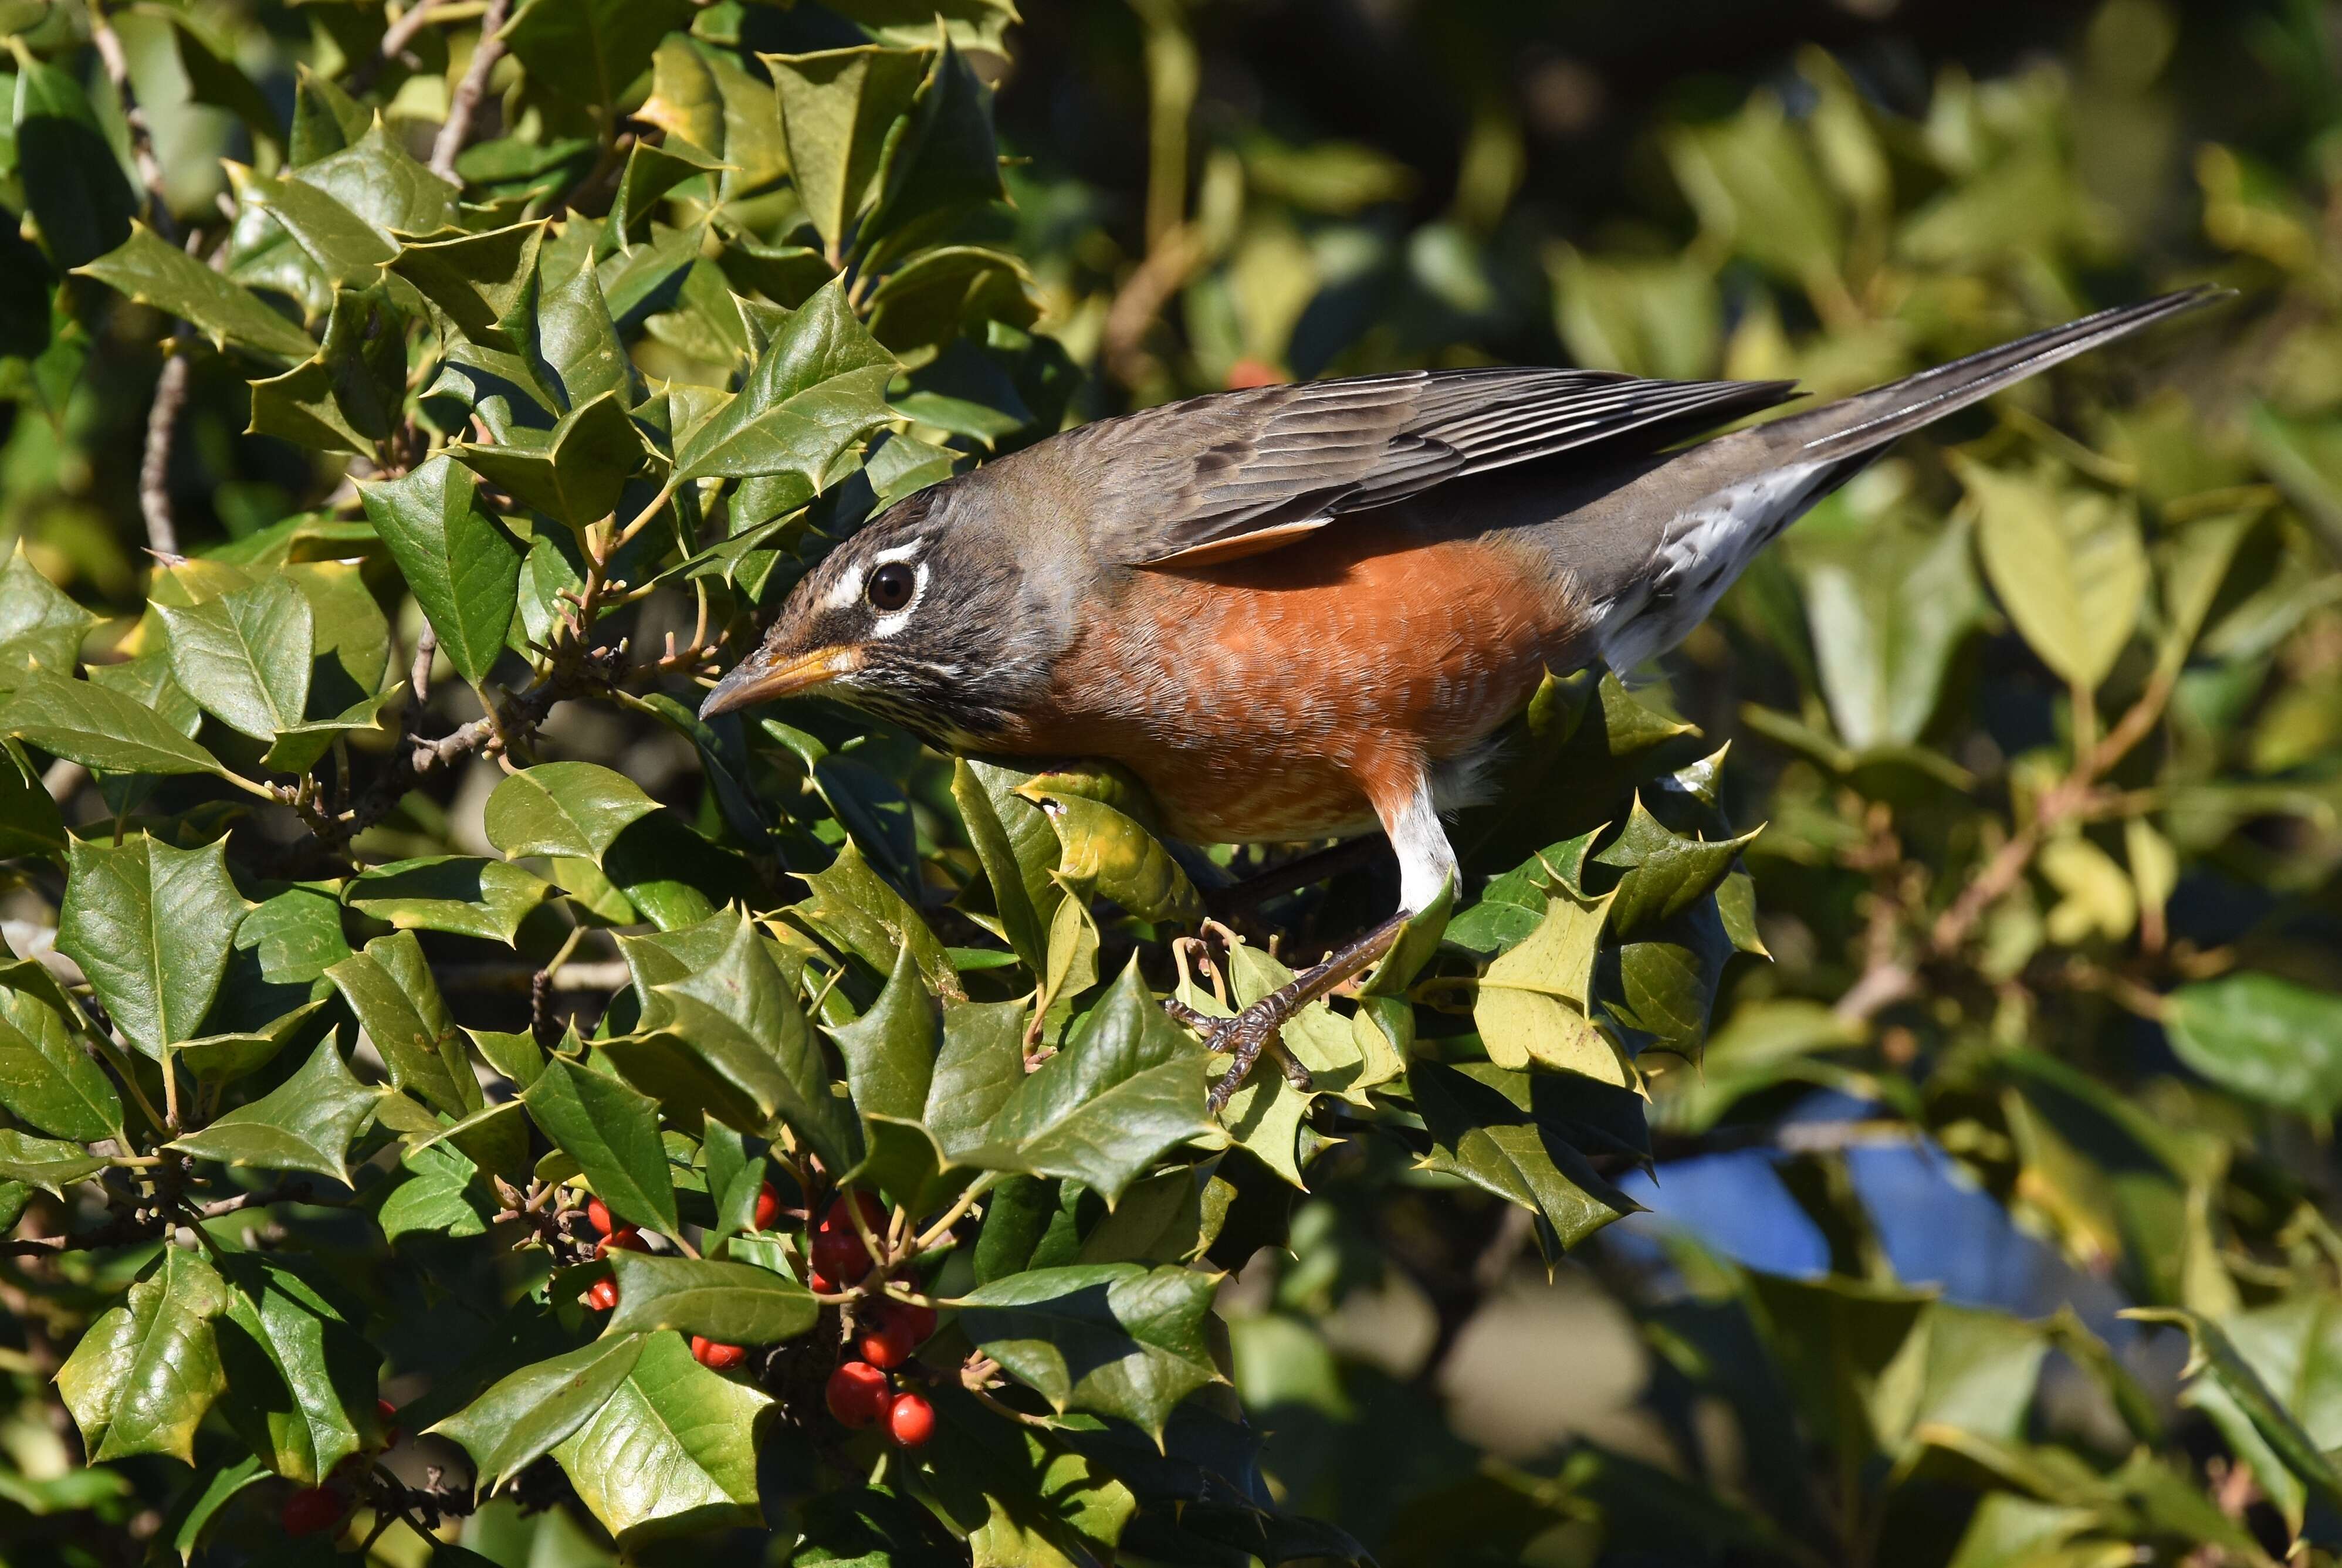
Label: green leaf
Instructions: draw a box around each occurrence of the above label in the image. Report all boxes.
[1958,456,2148,692]
[524,1054,681,1235]
[384,222,546,355]
[861,38,1007,267]
[502,0,699,116]
[246,286,411,458]
[289,118,456,239]
[1408,1060,1644,1254]
[76,226,317,361]
[1473,883,1629,1082]
[452,390,649,527]
[1793,508,1982,750]
[966,960,1211,1205]
[2163,973,2342,1117]
[0,974,117,1140]
[235,886,351,987]
[0,542,93,692]
[602,1252,818,1345]
[2,670,224,776]
[797,839,961,1001]
[431,1333,651,1493]
[538,247,635,408]
[635,913,858,1171]
[157,574,314,743]
[358,456,524,686]
[1023,786,1202,924]
[864,245,1038,353]
[57,833,242,1056]
[56,1248,229,1464]
[1594,795,1758,936]
[214,1255,381,1485]
[485,761,661,861]
[0,1127,106,1194]
[2126,1306,2342,1517]
[671,278,898,484]
[229,164,394,287]
[958,1262,1221,1442]
[553,1331,774,1547]
[177,999,328,1087]
[762,45,932,258]
[170,1040,381,1185]
[11,52,137,269]
[325,932,480,1117]
[953,758,1047,968]
[346,856,556,946]
[833,943,939,1125]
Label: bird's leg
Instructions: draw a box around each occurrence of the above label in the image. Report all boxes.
[1183,910,1409,1112]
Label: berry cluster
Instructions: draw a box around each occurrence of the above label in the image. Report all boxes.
[577,1188,780,1369]
[806,1193,939,1447]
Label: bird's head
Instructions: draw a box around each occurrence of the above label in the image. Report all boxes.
[696,479,1062,746]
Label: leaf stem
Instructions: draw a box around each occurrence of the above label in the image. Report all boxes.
[912,1171,996,1255]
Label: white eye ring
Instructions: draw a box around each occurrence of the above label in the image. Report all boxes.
[868,559,928,637]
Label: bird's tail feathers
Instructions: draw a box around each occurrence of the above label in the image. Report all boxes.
[1780,286,2226,464]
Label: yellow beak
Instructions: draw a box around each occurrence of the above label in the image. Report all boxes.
[698,645,863,719]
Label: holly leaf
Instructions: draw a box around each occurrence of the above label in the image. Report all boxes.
[0,1127,107,1195]
[1022,786,1202,924]
[11,52,138,269]
[325,932,480,1117]
[431,1333,651,1492]
[671,279,897,484]
[451,390,650,527]
[2,670,225,777]
[345,856,557,946]
[602,1252,819,1345]
[2163,973,2342,1117]
[762,45,932,258]
[959,1262,1219,1443]
[966,960,1211,1205]
[1407,1060,1644,1256]
[502,0,699,116]
[0,543,94,692]
[157,574,314,743]
[524,1054,681,1235]
[57,833,243,1057]
[213,1255,382,1484]
[56,1249,230,1464]
[0,973,119,1141]
[76,225,317,361]
[486,761,661,861]
[358,458,524,686]
[170,1040,382,1185]
[553,1331,775,1548]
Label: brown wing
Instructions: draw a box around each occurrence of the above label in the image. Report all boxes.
[1062,367,1801,570]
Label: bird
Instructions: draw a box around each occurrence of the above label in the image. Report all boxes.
[701,287,2222,1108]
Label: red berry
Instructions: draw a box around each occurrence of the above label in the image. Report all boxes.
[586,1197,613,1235]
[377,1397,401,1447]
[825,1360,890,1427]
[896,1302,939,1345]
[811,1227,872,1284]
[595,1227,647,1259]
[280,1486,346,1537]
[887,1391,935,1448]
[857,1310,915,1370]
[691,1336,747,1369]
[585,1276,619,1311]
[806,1268,837,1295]
[754,1181,781,1231]
[1225,358,1284,390]
[818,1191,884,1238]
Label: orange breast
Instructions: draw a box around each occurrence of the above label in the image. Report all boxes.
[992,526,1583,844]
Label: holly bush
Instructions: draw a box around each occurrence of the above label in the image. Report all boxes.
[6,1,2342,1566]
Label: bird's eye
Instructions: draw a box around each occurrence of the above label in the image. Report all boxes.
[867,562,915,613]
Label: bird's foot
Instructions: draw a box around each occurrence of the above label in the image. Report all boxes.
[1165,910,1410,1113]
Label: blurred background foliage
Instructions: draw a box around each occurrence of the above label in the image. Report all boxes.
[14,0,2342,1564]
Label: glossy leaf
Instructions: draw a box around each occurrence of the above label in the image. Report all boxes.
[431,1333,651,1492]
[762,45,931,256]
[56,1249,229,1464]
[502,0,698,115]
[0,974,118,1140]
[1409,1060,1643,1254]
[524,1054,681,1235]
[485,761,661,861]
[0,1127,107,1195]
[170,1040,380,1185]
[958,1262,1221,1442]
[2,670,224,777]
[12,52,138,269]
[452,391,649,527]
[346,856,556,946]
[157,574,314,743]
[1959,456,2148,692]
[602,1252,818,1344]
[2163,973,2342,1117]
[76,226,316,361]
[671,279,898,484]
[57,833,242,1057]
[1023,785,1203,924]
[0,543,94,691]
[966,960,1211,1205]
[358,458,524,686]
[553,1330,774,1547]
[214,1255,380,1484]
[326,932,479,1117]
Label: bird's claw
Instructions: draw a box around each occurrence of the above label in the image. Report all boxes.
[1165,1000,1314,1113]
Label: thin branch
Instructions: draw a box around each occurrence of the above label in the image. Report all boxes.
[136,353,189,557]
[428,0,512,180]
[349,0,450,93]
[85,1,175,243]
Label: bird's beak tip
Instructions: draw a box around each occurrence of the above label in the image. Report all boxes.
[698,645,858,719]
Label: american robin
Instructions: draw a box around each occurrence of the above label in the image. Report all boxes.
[702,287,2219,1106]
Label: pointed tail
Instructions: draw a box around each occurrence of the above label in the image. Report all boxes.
[1772,285,2227,463]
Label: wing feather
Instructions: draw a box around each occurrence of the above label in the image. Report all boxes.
[1062,367,1801,568]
